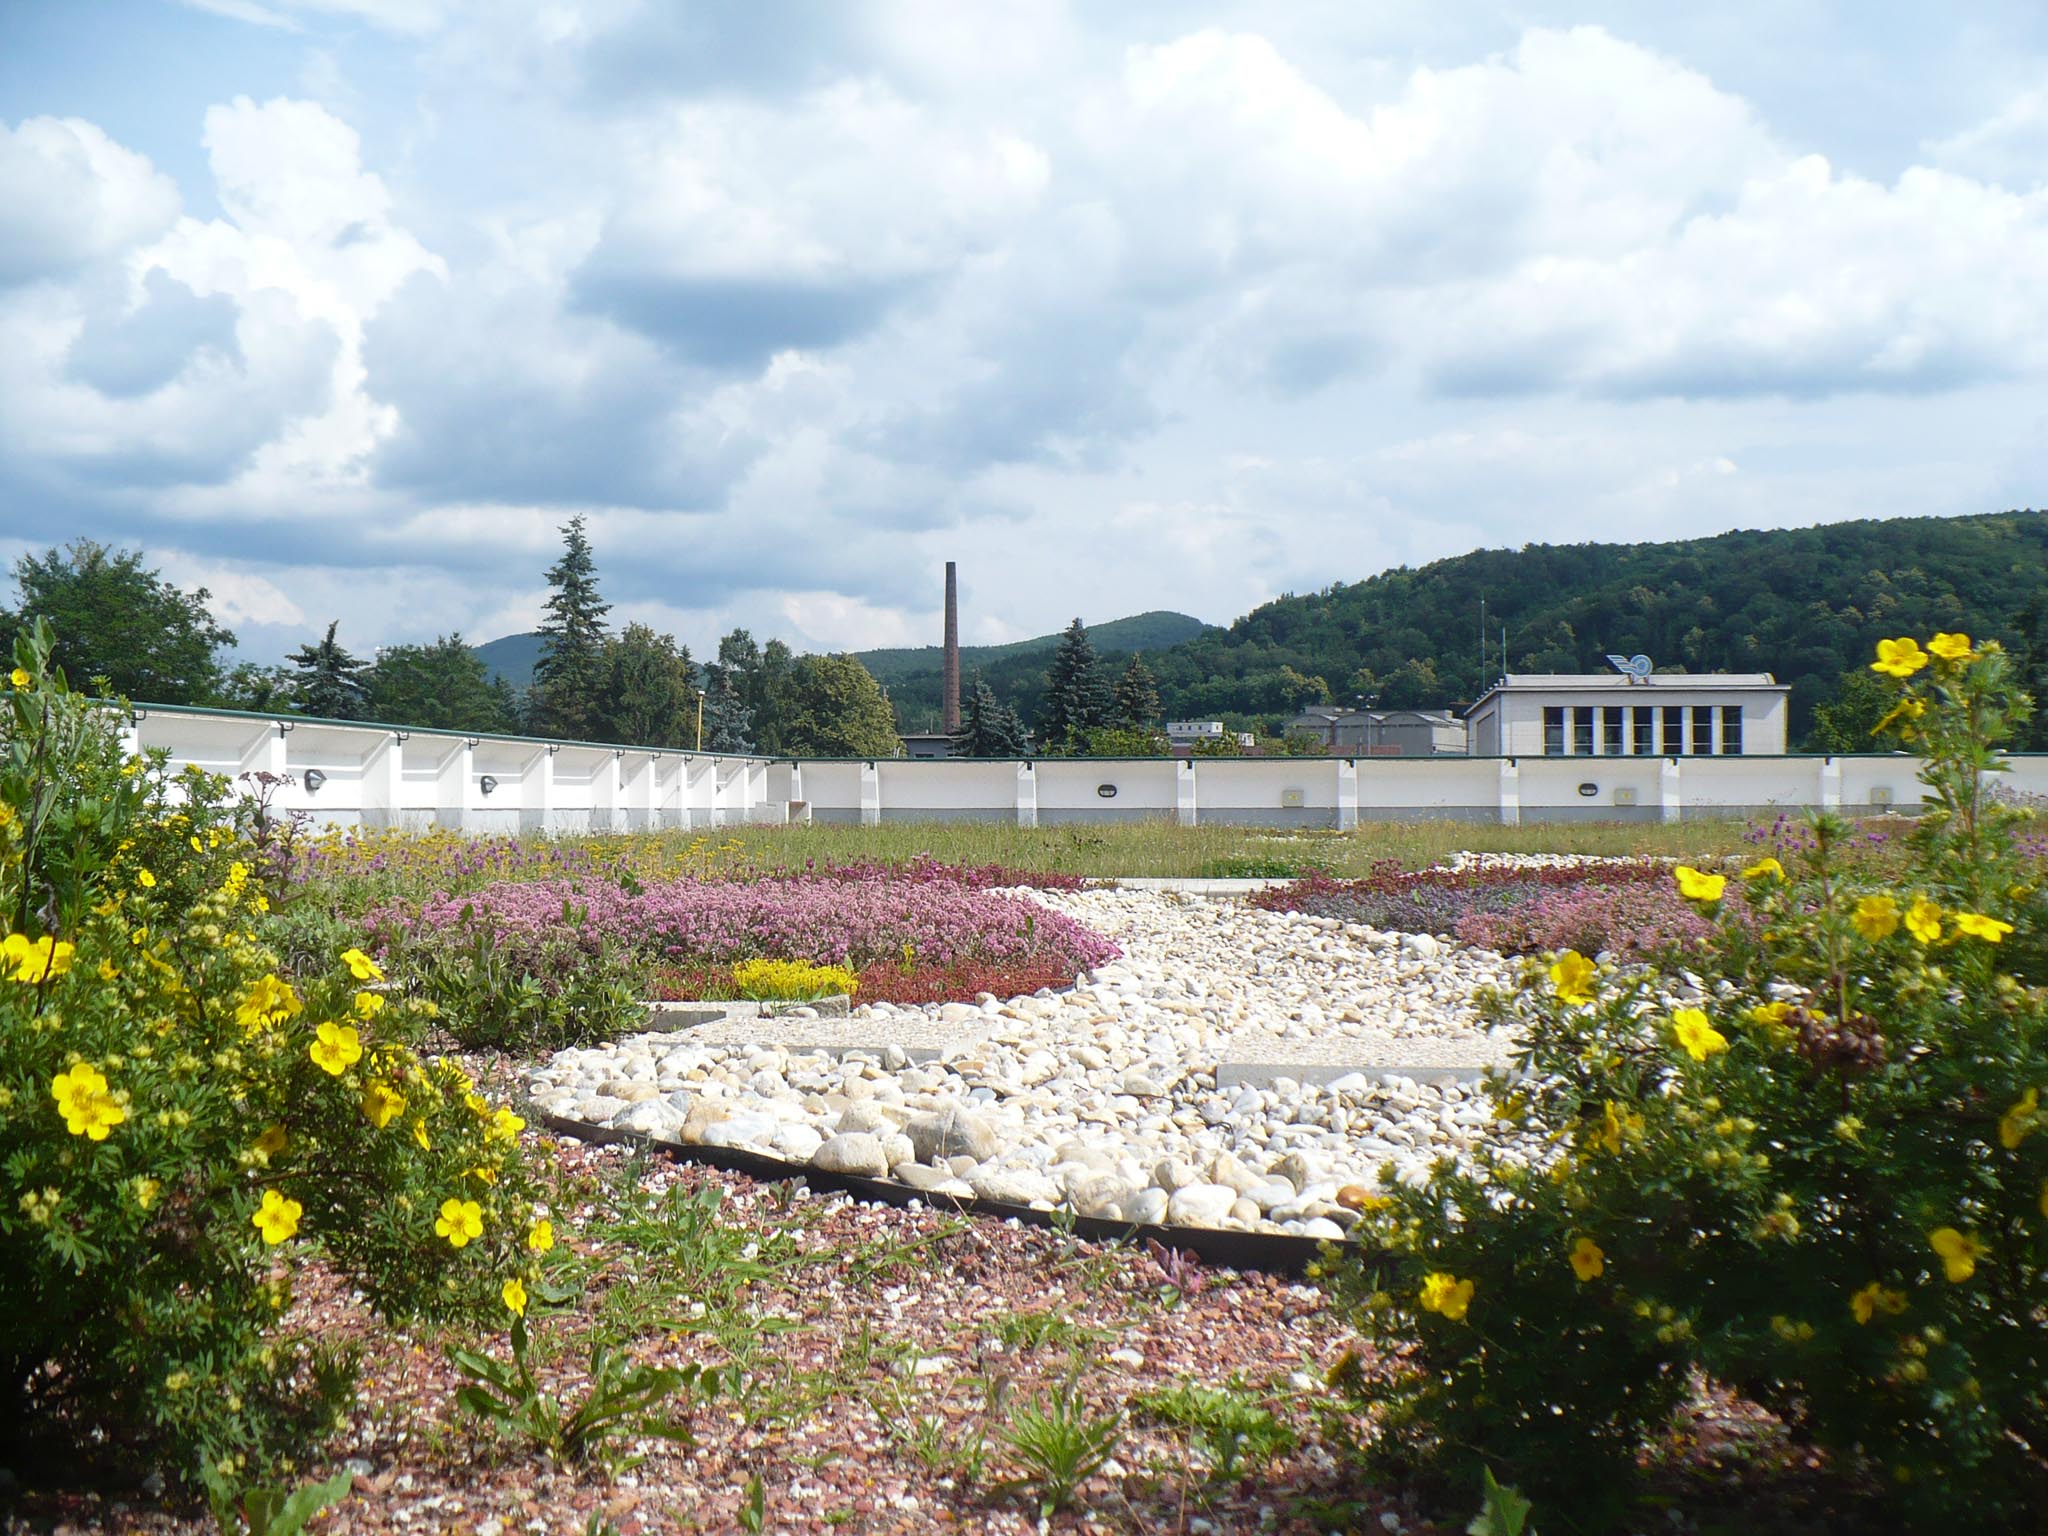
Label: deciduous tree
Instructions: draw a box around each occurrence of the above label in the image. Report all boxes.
[364,634,515,733]
[1,540,234,703]
[781,653,899,758]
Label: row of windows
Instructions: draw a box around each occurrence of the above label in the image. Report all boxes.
[1542,704,1744,756]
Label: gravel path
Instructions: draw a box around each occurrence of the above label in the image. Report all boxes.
[529,891,1536,1238]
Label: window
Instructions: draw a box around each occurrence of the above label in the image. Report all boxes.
[1602,707,1625,755]
[1632,706,1655,755]
[1573,707,1595,756]
[1543,707,1565,756]
[1691,706,1714,755]
[1662,706,1685,755]
[1721,705,1744,756]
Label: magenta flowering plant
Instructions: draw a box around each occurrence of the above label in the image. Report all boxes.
[375,871,1117,981]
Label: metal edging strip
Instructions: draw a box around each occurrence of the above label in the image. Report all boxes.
[525,1104,1349,1277]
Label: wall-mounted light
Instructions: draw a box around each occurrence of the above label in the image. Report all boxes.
[302,768,327,793]
[1097,784,1119,799]
[479,774,499,797]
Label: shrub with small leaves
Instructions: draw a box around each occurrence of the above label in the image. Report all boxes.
[1324,632,2048,1529]
[0,622,546,1490]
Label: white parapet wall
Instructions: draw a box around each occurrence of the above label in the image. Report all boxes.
[123,703,2048,831]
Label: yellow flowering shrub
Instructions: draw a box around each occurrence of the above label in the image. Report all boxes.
[1325,633,2048,1527]
[0,623,549,1489]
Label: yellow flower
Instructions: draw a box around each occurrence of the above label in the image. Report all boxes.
[8,667,28,688]
[252,1189,303,1245]
[133,1176,162,1210]
[1569,1237,1605,1282]
[5,933,77,983]
[1929,1227,1985,1283]
[502,1278,528,1316]
[1851,894,1900,941]
[51,1063,126,1140]
[1671,1008,1729,1063]
[1673,865,1726,903]
[1548,950,1597,1006]
[1593,1099,1642,1155]
[1951,912,2014,943]
[2000,1088,2040,1151]
[340,947,385,982]
[234,974,303,1037]
[309,1022,363,1076]
[488,1107,526,1144]
[254,1123,288,1156]
[189,835,203,853]
[353,990,386,1018]
[1740,857,1785,882]
[412,1118,431,1151]
[1870,637,1929,678]
[1418,1272,1474,1322]
[1927,631,1973,661]
[527,1220,556,1253]
[435,1198,485,1248]
[1904,898,1942,945]
[362,1080,407,1130]
[137,869,157,888]
[1850,1281,1907,1325]
[2040,1180,2048,1221]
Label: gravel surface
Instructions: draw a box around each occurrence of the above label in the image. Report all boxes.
[530,891,1535,1237]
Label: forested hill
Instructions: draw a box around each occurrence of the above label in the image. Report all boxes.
[1145,510,2048,734]
[859,610,1211,732]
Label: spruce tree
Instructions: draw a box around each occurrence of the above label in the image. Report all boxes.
[285,621,368,719]
[958,679,1028,757]
[698,665,754,752]
[1114,653,1162,729]
[530,515,611,739]
[1037,618,1113,750]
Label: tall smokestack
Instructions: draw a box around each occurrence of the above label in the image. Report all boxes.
[942,561,961,734]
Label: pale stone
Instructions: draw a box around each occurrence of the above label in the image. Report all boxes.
[810,1133,890,1177]
[906,1107,1001,1165]
[1166,1183,1238,1227]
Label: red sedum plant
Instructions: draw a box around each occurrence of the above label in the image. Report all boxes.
[0,622,549,1492]
[1325,632,2048,1529]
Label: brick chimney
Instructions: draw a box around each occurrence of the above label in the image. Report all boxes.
[942,561,961,734]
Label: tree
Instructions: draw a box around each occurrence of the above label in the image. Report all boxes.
[1113,654,1162,729]
[1375,657,1443,709]
[1037,618,1114,750]
[2011,594,2048,751]
[1804,668,1908,754]
[781,653,899,758]
[364,634,516,733]
[698,665,754,752]
[528,516,611,739]
[285,621,368,720]
[1,540,234,703]
[957,679,1029,757]
[714,630,798,754]
[1081,723,1169,756]
[595,624,697,747]
[215,662,296,714]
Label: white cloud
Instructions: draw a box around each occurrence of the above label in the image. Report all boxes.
[1926,87,2048,190]
[0,118,181,286]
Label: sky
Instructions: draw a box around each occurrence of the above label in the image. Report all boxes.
[2,2,2047,664]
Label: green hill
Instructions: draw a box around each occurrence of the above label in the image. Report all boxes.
[1144,510,2048,742]
[473,609,1215,724]
[474,631,546,689]
[859,610,1212,731]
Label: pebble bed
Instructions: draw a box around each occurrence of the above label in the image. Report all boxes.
[527,887,1540,1239]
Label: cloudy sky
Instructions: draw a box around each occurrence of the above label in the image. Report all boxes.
[3,1,2047,662]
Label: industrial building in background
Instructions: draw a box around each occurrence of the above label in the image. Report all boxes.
[1281,707,1469,756]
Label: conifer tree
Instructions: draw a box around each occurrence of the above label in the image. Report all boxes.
[1114,653,1162,728]
[957,679,1028,757]
[1037,617,1113,750]
[285,621,368,719]
[529,515,611,739]
[698,665,754,752]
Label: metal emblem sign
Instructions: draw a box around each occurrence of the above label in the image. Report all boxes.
[1606,654,1654,682]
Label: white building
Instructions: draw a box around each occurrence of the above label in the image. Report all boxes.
[1463,673,1791,758]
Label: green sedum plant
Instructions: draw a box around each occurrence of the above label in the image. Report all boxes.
[1325,630,2048,1529]
[0,621,549,1489]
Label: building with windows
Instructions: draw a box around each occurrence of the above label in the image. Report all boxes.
[1281,706,1469,756]
[1462,674,1790,758]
